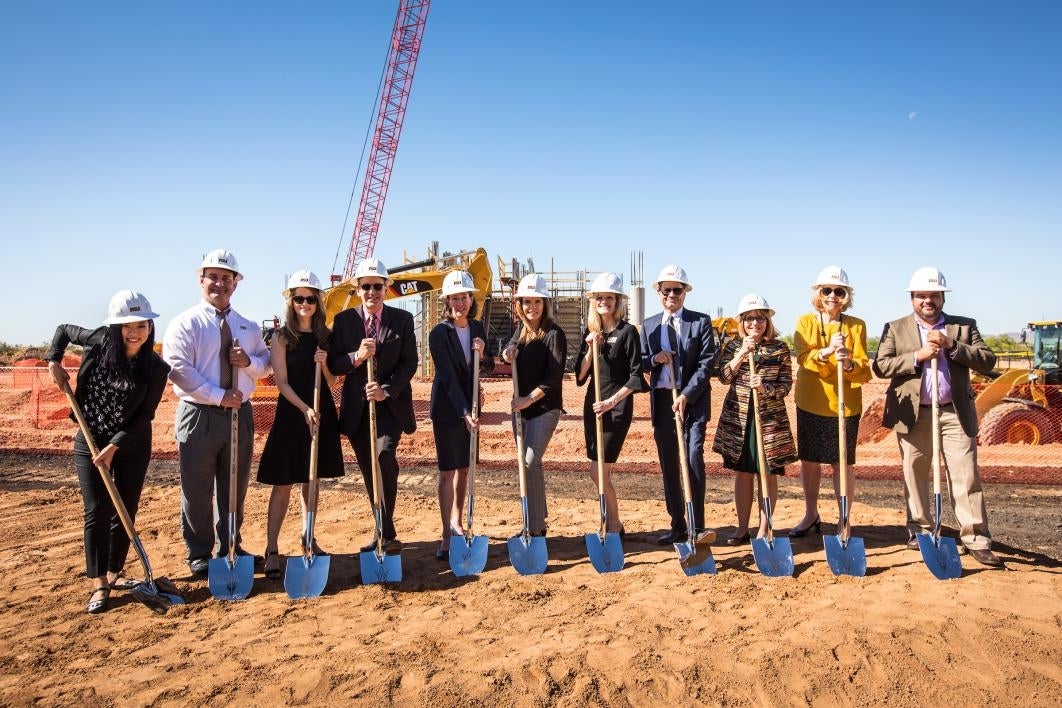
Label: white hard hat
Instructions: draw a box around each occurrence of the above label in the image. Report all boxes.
[906,266,950,292]
[353,257,392,285]
[812,265,852,290]
[653,264,692,292]
[282,269,322,297]
[103,290,159,325]
[587,272,624,296]
[737,293,775,318]
[441,270,477,297]
[515,273,550,299]
[198,249,243,280]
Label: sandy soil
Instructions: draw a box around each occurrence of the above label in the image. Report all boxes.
[0,452,1059,706]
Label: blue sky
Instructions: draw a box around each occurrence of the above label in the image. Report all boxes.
[2,1,1060,346]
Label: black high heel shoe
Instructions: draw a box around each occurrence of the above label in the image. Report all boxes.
[788,516,822,539]
[726,532,751,546]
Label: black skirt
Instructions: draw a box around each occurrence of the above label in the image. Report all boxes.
[433,419,473,471]
[796,407,859,465]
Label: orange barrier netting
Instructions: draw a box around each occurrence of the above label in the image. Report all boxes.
[3,367,1060,484]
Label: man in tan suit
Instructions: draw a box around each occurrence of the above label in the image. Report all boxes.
[872,267,1003,568]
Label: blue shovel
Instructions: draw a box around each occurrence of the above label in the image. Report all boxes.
[584,339,624,573]
[450,348,489,576]
[668,362,716,576]
[506,361,548,575]
[823,361,867,576]
[916,357,962,580]
[62,383,185,614]
[208,352,254,600]
[748,353,794,577]
[285,362,331,598]
[359,357,402,584]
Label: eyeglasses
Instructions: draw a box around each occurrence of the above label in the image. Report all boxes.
[660,287,686,296]
[743,315,767,324]
[820,287,848,297]
[291,295,318,305]
[359,283,386,292]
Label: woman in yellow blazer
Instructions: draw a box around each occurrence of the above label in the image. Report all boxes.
[789,266,872,537]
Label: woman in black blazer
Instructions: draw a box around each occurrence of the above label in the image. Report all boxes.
[428,271,494,560]
[45,290,170,614]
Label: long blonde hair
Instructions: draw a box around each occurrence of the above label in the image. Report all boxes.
[587,294,627,334]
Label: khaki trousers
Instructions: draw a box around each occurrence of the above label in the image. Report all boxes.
[896,404,992,550]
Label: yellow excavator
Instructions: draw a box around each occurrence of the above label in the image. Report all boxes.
[977,320,1061,445]
[320,247,493,327]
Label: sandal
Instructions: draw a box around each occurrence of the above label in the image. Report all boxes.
[87,587,110,614]
[109,570,141,591]
[263,550,282,580]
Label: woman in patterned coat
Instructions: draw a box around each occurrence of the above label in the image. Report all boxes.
[712,293,798,545]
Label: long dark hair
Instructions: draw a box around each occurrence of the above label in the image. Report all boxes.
[100,322,155,384]
[278,292,331,350]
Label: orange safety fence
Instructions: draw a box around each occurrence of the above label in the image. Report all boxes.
[3,366,1061,484]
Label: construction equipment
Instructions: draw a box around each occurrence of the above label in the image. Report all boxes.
[322,247,493,326]
[977,320,1062,445]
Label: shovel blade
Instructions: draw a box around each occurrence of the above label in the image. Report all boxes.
[359,550,402,584]
[823,534,867,577]
[751,536,795,577]
[507,535,548,575]
[449,535,489,577]
[284,555,331,599]
[584,532,624,574]
[917,533,962,580]
[129,578,185,615]
[676,533,717,576]
[207,555,254,600]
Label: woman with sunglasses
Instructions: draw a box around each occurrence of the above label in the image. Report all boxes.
[501,273,567,538]
[789,267,871,537]
[574,272,648,535]
[257,270,344,579]
[712,294,798,545]
[45,290,170,614]
[428,270,494,560]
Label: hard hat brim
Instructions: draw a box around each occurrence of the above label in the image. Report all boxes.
[104,311,159,325]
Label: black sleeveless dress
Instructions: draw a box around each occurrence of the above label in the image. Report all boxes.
[257,332,345,484]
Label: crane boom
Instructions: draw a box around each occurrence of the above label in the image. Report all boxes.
[343,0,432,280]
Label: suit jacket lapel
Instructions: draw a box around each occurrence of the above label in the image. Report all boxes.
[944,314,960,344]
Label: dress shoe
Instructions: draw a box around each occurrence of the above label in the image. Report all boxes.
[435,548,449,561]
[657,531,688,546]
[87,587,110,614]
[968,548,1004,569]
[726,532,751,546]
[188,557,210,578]
[234,547,265,567]
[906,536,920,550]
[383,538,403,555]
[788,516,822,539]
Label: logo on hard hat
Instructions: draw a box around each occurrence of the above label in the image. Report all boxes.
[130,306,141,312]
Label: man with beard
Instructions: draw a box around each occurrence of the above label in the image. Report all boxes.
[872,266,1002,568]
[163,250,271,577]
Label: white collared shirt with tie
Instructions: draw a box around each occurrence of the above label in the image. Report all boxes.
[658,308,683,389]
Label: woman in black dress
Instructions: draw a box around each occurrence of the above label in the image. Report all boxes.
[257,270,344,579]
[428,270,494,560]
[574,272,648,534]
[46,290,170,614]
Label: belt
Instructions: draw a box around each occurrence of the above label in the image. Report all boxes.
[185,400,247,411]
[919,402,954,408]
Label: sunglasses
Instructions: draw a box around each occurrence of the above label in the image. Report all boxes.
[291,295,318,305]
[743,315,767,324]
[660,287,685,296]
[359,283,386,292]
[820,287,848,297]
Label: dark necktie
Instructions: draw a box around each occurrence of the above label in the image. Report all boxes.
[218,310,233,389]
[365,312,378,358]
[665,314,679,353]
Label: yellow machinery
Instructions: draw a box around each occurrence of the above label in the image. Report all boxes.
[321,247,492,327]
[977,320,1061,445]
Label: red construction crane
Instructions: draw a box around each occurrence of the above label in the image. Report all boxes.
[341,0,432,281]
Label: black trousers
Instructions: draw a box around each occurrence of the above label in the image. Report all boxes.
[73,432,151,578]
[652,388,707,533]
[347,403,403,540]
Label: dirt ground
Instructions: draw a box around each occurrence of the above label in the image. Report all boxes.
[0,452,1059,706]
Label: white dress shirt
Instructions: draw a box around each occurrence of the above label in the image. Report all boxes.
[163,300,271,405]
[657,307,683,389]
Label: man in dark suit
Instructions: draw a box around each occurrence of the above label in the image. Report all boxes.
[872,266,1002,568]
[639,264,717,544]
[329,258,418,553]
